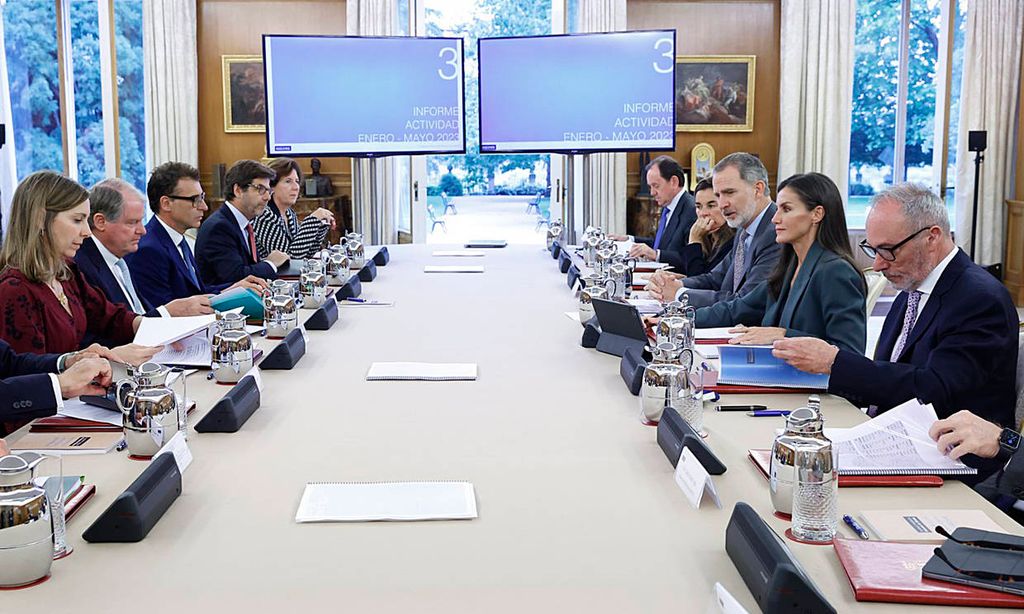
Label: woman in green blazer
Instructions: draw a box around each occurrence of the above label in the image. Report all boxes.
[694,172,867,354]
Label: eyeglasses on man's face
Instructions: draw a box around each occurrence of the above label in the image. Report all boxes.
[859,226,931,262]
[166,192,206,208]
[244,183,273,197]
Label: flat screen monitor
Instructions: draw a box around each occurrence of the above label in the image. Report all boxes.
[263,35,466,157]
[478,30,676,154]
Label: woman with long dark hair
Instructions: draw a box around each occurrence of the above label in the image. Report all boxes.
[694,172,866,354]
[670,177,736,275]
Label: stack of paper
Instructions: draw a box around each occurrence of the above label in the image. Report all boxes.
[424,265,484,273]
[695,327,739,341]
[134,314,216,347]
[150,331,212,367]
[295,481,478,522]
[432,250,485,257]
[366,362,477,381]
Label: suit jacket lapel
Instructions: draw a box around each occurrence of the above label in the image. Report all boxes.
[777,242,824,328]
[734,202,776,289]
[154,220,202,294]
[899,250,968,356]
[874,291,906,360]
[82,239,131,306]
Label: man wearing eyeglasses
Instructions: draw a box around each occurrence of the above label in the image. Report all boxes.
[772,183,1018,473]
[195,160,290,286]
[129,162,268,308]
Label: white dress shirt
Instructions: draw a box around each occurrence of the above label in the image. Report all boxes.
[94,238,171,317]
[225,202,277,272]
[156,216,189,263]
[904,245,959,329]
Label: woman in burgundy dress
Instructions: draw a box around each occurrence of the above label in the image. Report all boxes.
[0,171,160,364]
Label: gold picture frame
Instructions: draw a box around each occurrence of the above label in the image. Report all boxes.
[675,55,755,132]
[222,55,265,133]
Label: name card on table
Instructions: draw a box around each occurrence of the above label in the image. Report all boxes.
[706,583,751,614]
[674,447,721,509]
[154,431,193,473]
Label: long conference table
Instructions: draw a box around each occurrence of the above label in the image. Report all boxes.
[6,243,1023,613]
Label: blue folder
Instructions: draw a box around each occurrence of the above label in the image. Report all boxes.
[718,345,829,390]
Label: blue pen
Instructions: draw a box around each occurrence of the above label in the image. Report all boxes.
[746,410,792,417]
[843,514,870,539]
[344,297,367,303]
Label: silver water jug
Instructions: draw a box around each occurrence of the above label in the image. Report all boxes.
[769,395,828,517]
[578,283,609,324]
[210,312,254,384]
[263,289,299,339]
[594,246,616,276]
[0,453,53,587]
[607,261,633,299]
[323,244,351,285]
[546,221,563,250]
[299,258,329,309]
[582,231,603,266]
[343,232,365,269]
[640,346,693,425]
[792,428,838,543]
[116,362,182,458]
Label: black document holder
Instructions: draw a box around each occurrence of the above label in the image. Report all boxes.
[358,260,378,282]
[620,346,650,395]
[550,241,561,259]
[657,408,727,474]
[335,275,362,300]
[303,297,338,330]
[558,250,572,273]
[194,374,261,433]
[725,502,836,613]
[83,454,181,543]
[591,298,648,357]
[566,264,580,289]
[372,246,390,266]
[260,327,306,369]
[275,259,306,279]
[923,529,1024,596]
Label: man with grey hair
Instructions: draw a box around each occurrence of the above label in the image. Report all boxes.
[773,183,1018,477]
[75,178,213,317]
[649,152,781,307]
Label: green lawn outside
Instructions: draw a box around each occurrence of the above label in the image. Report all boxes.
[426,195,551,220]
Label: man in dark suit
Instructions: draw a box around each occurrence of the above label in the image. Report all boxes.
[773,183,1018,473]
[928,410,1024,507]
[128,162,267,308]
[649,152,782,308]
[610,156,696,267]
[77,180,211,317]
[195,160,288,287]
[0,340,113,431]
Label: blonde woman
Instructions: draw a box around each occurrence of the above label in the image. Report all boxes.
[0,171,160,364]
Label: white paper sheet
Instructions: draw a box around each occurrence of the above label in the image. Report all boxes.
[695,327,738,340]
[151,332,211,367]
[423,265,485,273]
[432,250,486,257]
[59,399,121,426]
[366,362,477,381]
[295,481,478,522]
[134,314,216,347]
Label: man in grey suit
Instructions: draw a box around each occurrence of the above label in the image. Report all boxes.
[649,152,781,308]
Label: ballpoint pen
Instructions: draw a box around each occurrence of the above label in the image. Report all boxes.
[344,297,368,303]
[718,404,767,412]
[746,410,792,417]
[843,514,870,539]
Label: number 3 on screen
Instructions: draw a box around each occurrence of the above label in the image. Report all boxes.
[652,38,674,74]
[438,46,459,80]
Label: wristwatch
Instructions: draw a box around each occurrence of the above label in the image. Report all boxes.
[998,427,1021,461]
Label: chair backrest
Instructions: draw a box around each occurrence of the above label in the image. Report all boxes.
[1015,331,1024,429]
[427,204,437,222]
[863,270,887,316]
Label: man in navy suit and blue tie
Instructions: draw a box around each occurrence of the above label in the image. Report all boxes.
[128,162,267,308]
[195,160,289,287]
[610,156,696,268]
[76,179,212,317]
[772,183,1018,473]
[648,152,782,308]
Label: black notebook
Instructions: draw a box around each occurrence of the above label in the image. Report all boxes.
[923,528,1024,596]
[464,240,507,248]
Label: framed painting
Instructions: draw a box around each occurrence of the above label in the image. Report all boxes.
[222,55,265,133]
[675,55,755,132]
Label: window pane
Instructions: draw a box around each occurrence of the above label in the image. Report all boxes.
[70,1,105,186]
[114,0,145,192]
[2,1,64,178]
[848,0,901,228]
[902,0,940,189]
[943,0,967,217]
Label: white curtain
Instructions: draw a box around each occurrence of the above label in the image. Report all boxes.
[777,0,855,195]
[143,0,198,169]
[954,0,1024,264]
[579,0,627,234]
[347,0,399,245]
[0,8,17,238]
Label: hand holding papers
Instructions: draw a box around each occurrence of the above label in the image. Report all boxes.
[134,314,216,347]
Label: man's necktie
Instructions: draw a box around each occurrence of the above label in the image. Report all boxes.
[179,238,201,288]
[653,206,670,250]
[246,223,258,263]
[890,290,923,362]
[114,258,144,314]
[732,229,748,292]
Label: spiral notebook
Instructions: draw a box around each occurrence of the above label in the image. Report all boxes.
[366,362,478,381]
[295,481,478,522]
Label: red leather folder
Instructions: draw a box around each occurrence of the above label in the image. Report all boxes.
[834,537,1024,606]
[747,449,944,487]
[30,416,121,433]
[64,484,96,522]
[702,370,820,395]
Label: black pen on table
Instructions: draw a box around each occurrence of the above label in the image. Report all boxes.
[716,404,766,412]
